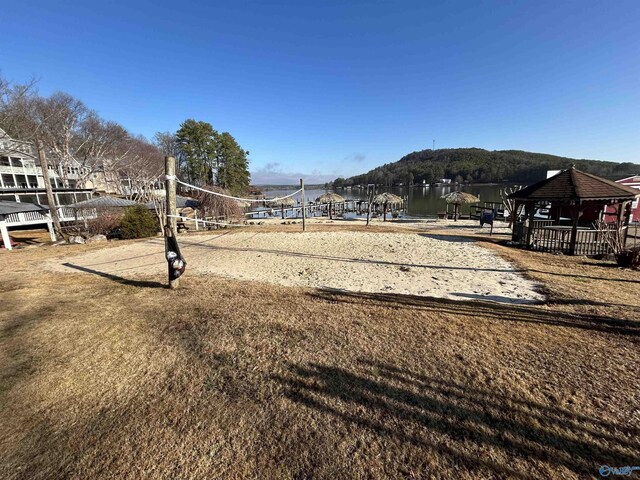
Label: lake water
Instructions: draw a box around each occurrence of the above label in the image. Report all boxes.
[264,184,506,218]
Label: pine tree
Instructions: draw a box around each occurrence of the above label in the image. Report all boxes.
[216,132,250,194]
[175,119,218,185]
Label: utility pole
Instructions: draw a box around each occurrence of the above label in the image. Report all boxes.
[165,156,179,289]
[300,178,306,232]
[433,139,435,151]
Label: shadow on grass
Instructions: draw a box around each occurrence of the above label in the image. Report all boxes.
[308,288,640,336]
[62,263,166,289]
[274,359,639,479]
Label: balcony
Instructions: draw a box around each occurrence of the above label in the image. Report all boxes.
[3,207,95,227]
[0,165,40,175]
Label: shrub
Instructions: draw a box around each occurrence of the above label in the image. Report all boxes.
[120,205,159,239]
[615,247,640,269]
[85,209,123,236]
[193,184,244,223]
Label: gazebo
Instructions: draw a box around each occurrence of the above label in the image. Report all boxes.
[268,197,296,219]
[316,192,344,220]
[373,192,403,221]
[508,167,639,255]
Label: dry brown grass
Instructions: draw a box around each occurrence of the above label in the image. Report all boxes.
[1,224,639,479]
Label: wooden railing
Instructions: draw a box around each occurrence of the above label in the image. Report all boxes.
[246,200,380,219]
[517,221,619,255]
[470,202,505,221]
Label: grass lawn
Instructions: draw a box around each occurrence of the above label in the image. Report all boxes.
[1,225,638,479]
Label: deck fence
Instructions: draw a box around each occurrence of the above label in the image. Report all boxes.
[518,221,621,255]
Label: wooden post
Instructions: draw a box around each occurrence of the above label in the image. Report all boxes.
[525,202,535,248]
[568,204,582,255]
[36,140,63,240]
[329,201,332,220]
[300,179,306,232]
[621,200,631,245]
[46,213,56,241]
[0,216,12,251]
[165,156,179,289]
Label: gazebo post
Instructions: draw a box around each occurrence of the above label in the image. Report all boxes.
[525,202,535,248]
[622,200,632,245]
[383,201,387,222]
[568,204,583,255]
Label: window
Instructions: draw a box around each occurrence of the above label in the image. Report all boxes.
[15,175,28,188]
[18,195,38,205]
[0,156,10,167]
[0,193,18,202]
[1,174,15,187]
[36,193,50,206]
[57,193,75,205]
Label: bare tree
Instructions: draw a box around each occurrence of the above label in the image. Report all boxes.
[153,131,178,157]
[117,136,164,201]
[500,185,524,228]
[0,77,64,238]
[76,114,131,188]
[192,185,243,225]
[38,92,90,187]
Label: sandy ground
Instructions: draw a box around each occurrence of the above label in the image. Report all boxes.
[46,225,544,304]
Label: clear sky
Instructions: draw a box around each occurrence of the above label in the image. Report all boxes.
[2,0,639,184]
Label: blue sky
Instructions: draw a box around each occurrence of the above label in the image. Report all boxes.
[2,1,639,184]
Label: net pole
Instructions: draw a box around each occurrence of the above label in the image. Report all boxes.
[165,156,179,289]
[300,178,306,232]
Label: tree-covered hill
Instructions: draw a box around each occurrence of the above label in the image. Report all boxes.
[333,148,640,187]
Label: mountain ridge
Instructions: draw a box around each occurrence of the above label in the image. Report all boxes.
[332,148,640,187]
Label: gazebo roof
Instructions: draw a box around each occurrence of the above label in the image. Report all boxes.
[508,167,639,202]
[71,196,138,209]
[316,192,344,203]
[0,200,49,216]
[145,195,199,210]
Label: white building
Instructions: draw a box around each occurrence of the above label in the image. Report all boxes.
[0,128,93,229]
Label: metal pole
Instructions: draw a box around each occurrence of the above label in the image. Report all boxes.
[165,156,179,289]
[300,178,306,232]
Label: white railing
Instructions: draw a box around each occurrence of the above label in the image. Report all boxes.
[3,207,96,227]
[0,165,40,175]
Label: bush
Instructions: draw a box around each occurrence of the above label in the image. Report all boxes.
[615,247,640,269]
[120,205,159,239]
[85,210,123,236]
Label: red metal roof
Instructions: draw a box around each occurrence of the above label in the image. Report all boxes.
[508,167,639,202]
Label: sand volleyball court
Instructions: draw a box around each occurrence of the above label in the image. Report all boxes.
[47,230,544,304]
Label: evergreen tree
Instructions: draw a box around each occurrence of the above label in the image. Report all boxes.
[216,132,251,194]
[175,119,218,185]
